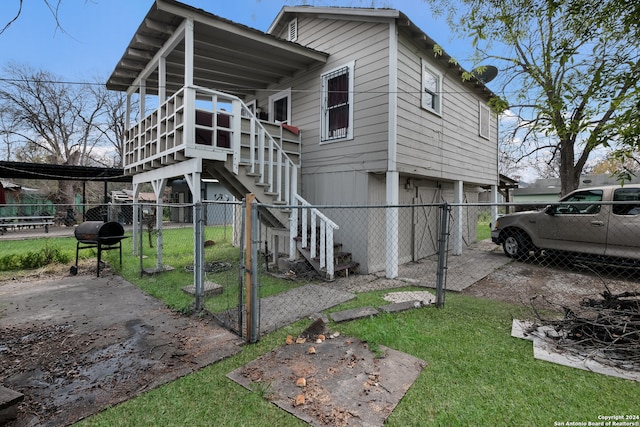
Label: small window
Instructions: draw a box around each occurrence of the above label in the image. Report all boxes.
[287,18,298,42]
[421,59,442,115]
[268,88,291,124]
[479,103,490,139]
[321,62,354,143]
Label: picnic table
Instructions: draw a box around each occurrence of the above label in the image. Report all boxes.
[0,215,55,234]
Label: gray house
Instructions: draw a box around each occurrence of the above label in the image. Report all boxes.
[106,0,499,279]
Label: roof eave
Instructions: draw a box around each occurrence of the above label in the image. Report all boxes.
[267,7,497,100]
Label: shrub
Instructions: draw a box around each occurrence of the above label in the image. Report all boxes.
[0,243,70,271]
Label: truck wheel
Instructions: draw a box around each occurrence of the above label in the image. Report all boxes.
[503,232,531,259]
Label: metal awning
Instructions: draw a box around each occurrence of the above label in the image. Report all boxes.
[106,0,328,98]
[0,161,131,183]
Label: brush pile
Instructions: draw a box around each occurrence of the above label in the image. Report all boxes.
[530,285,640,370]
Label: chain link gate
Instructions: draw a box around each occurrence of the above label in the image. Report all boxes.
[199,199,452,342]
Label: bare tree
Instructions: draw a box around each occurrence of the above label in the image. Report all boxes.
[93,84,127,167]
[0,64,113,204]
[1,1,66,36]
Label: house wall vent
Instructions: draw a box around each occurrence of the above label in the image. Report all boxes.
[288,18,298,42]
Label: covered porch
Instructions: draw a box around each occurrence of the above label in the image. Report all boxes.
[106,0,344,279]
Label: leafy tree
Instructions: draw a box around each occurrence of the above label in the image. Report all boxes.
[0,64,124,204]
[430,0,640,195]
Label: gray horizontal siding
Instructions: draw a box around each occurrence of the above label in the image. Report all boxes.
[395,35,498,186]
[290,16,391,177]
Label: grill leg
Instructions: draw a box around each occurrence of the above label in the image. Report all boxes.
[97,244,102,277]
[75,242,80,267]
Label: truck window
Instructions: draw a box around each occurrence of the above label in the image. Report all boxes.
[556,189,603,214]
[613,188,640,215]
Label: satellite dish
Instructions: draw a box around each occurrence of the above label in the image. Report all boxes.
[473,65,498,83]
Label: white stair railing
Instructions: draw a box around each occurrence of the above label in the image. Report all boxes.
[125,86,339,279]
[290,195,339,279]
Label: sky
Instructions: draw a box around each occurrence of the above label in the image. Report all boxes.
[0,0,475,82]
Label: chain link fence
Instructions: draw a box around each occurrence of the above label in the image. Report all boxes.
[1,198,638,343]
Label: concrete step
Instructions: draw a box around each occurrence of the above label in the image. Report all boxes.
[0,386,24,424]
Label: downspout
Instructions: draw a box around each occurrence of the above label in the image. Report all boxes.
[491,111,499,224]
[385,21,399,279]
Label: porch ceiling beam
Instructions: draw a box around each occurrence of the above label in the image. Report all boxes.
[105,77,131,88]
[192,54,287,80]
[134,34,166,49]
[160,54,288,86]
[112,69,139,79]
[193,39,314,72]
[144,74,255,97]
[126,19,188,95]
[144,18,175,35]
[162,70,260,94]
[191,66,279,87]
[118,59,147,70]
[127,48,154,60]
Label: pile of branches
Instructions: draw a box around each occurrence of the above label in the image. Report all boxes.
[530,285,640,371]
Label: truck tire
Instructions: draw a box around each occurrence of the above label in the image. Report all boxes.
[502,231,531,259]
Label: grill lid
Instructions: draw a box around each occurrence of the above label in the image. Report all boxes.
[75,221,125,244]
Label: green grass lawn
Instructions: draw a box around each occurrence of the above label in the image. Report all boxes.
[76,292,638,427]
[1,227,637,426]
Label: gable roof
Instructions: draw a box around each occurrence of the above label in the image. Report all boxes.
[269,6,497,100]
[106,0,328,97]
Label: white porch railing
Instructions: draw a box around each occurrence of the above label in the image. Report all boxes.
[125,85,340,278]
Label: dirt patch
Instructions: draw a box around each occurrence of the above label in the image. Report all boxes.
[463,258,640,312]
[228,335,426,427]
[0,266,243,427]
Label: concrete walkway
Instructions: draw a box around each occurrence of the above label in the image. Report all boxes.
[326,239,511,293]
[245,240,511,336]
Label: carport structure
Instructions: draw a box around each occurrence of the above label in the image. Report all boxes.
[0,161,132,220]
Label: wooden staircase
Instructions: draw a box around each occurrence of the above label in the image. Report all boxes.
[124,85,358,280]
[294,229,359,278]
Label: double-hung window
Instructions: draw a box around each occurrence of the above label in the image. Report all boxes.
[421,59,442,115]
[321,61,354,143]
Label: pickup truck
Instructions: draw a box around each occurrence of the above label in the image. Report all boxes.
[491,184,640,261]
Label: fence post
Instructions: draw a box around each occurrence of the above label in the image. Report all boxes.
[250,199,260,343]
[194,202,204,312]
[244,194,260,343]
[237,199,246,338]
[436,202,450,308]
[138,205,144,278]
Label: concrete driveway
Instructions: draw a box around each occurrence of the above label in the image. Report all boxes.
[0,272,243,427]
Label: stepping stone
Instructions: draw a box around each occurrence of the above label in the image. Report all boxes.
[330,306,379,323]
[379,300,423,313]
[182,281,223,297]
[142,265,175,275]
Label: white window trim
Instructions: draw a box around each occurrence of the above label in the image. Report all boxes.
[268,88,291,124]
[479,102,491,140]
[320,60,355,144]
[421,58,442,116]
[243,100,256,118]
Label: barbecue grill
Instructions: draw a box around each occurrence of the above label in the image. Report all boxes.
[71,221,128,277]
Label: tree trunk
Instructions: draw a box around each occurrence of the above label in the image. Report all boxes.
[559,139,580,196]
